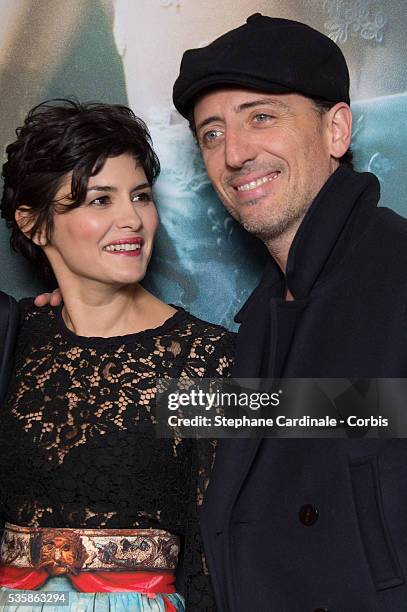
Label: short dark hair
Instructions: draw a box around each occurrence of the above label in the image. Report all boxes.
[186,93,353,169]
[1,99,160,274]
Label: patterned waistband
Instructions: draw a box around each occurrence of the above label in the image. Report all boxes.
[0,523,179,576]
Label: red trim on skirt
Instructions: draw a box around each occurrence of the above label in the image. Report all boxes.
[0,566,178,610]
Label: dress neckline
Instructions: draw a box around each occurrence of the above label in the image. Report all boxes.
[56,303,188,347]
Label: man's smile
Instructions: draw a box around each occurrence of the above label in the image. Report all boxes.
[234,171,281,192]
[227,170,282,204]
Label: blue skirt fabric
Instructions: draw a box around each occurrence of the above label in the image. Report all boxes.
[0,576,185,611]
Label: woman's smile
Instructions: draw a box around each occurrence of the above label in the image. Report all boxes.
[44,153,159,287]
[103,236,144,255]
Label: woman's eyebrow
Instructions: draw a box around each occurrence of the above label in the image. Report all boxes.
[132,182,151,191]
[87,185,117,192]
[87,182,151,192]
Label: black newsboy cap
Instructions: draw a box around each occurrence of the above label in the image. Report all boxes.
[173,13,350,118]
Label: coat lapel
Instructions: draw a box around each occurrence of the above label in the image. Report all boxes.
[0,292,18,405]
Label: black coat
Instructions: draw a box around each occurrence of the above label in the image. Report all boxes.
[201,167,407,611]
[0,291,18,405]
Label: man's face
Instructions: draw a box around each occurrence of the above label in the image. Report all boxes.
[194,88,340,244]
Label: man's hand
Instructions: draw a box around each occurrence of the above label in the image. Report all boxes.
[34,288,62,307]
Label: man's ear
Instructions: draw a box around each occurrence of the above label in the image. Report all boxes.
[327,102,352,161]
[15,207,47,246]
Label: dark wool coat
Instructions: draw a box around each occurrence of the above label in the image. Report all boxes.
[201,166,407,612]
[0,291,18,405]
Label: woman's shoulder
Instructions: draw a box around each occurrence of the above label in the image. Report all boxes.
[178,309,236,344]
[18,298,58,331]
[19,297,53,316]
[173,309,236,377]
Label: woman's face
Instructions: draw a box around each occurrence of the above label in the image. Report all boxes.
[43,153,159,289]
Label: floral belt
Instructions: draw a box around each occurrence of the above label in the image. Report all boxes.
[0,524,180,605]
[0,523,179,575]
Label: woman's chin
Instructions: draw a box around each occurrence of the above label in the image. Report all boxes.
[110,272,147,287]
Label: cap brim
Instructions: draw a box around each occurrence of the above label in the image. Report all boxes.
[174,74,293,117]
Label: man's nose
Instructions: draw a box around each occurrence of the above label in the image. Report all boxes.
[116,199,143,230]
[224,127,257,169]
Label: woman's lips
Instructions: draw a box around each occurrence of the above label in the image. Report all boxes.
[103,237,144,257]
[105,248,142,257]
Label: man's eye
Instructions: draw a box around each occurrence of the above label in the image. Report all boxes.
[253,113,273,123]
[132,192,153,204]
[202,129,223,144]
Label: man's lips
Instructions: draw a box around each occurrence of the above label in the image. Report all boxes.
[103,237,144,257]
[235,171,280,191]
[230,171,281,200]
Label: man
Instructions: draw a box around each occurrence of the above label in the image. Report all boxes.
[172,14,407,612]
[0,291,18,404]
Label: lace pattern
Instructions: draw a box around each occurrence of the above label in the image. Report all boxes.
[0,301,235,610]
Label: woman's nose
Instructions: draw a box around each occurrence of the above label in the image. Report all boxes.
[116,199,143,230]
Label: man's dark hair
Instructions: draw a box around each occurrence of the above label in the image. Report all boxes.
[186,93,353,169]
[0,99,160,274]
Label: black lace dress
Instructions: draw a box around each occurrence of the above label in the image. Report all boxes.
[0,301,235,610]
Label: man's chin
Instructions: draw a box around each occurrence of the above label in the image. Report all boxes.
[242,216,291,242]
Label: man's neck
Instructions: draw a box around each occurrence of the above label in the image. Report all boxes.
[264,218,303,274]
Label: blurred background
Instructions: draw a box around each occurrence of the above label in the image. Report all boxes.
[0,0,405,329]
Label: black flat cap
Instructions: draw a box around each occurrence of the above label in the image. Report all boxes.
[173,13,350,118]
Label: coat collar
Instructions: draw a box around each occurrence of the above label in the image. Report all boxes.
[235,166,381,321]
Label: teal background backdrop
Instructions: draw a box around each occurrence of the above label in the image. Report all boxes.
[0,0,405,330]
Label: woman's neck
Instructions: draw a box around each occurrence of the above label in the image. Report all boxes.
[58,281,176,338]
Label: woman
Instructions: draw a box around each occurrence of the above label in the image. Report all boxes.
[0,100,234,611]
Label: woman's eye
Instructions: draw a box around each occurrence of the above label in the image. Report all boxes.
[132,192,152,204]
[90,196,110,207]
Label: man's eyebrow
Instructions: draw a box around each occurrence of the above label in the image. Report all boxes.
[195,116,222,133]
[196,98,290,132]
[235,98,290,113]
